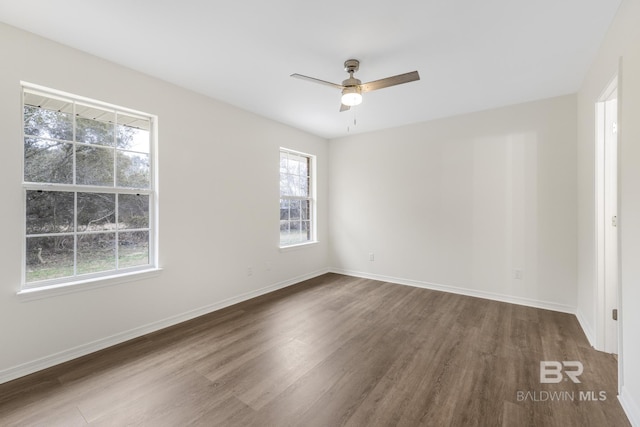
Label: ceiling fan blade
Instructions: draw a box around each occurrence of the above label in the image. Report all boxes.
[291,73,344,90]
[340,103,351,112]
[360,71,420,93]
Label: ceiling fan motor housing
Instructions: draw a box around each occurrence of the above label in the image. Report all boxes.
[344,59,360,73]
[343,59,362,87]
[342,77,362,87]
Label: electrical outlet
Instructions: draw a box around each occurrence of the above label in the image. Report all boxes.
[514,270,523,280]
[247,267,253,276]
[369,253,375,262]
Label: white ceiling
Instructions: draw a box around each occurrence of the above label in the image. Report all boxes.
[0,0,622,139]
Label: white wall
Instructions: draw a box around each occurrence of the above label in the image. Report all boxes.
[0,22,329,382]
[329,95,578,312]
[577,0,640,423]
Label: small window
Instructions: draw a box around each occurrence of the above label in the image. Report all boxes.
[279,148,315,247]
[22,84,157,289]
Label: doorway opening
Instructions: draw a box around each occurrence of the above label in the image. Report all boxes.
[595,76,619,356]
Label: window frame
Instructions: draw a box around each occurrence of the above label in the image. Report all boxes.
[279,148,317,249]
[20,83,159,292]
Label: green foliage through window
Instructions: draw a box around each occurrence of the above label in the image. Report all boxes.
[279,149,314,246]
[22,86,155,286]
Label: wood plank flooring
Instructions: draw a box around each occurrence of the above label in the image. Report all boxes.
[0,273,630,426]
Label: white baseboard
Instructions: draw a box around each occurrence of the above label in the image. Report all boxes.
[0,268,329,385]
[620,387,640,427]
[575,308,596,347]
[330,268,576,314]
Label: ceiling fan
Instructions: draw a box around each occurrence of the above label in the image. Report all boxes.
[291,59,420,112]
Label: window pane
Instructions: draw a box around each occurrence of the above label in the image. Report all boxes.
[290,221,303,244]
[117,151,150,188]
[76,145,114,186]
[295,175,309,197]
[299,157,309,178]
[286,174,297,196]
[301,200,309,221]
[280,199,289,220]
[118,231,149,268]
[282,175,308,198]
[290,155,309,176]
[76,103,115,121]
[24,138,73,184]
[289,200,301,220]
[280,174,291,196]
[77,193,116,231]
[26,236,74,283]
[23,104,73,141]
[77,233,116,275]
[279,221,289,244]
[76,117,115,147]
[285,175,294,197]
[280,152,288,174]
[26,190,74,234]
[288,155,301,175]
[118,194,149,229]
[302,221,311,240]
[117,115,150,153]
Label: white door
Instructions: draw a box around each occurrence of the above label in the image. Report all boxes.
[604,91,618,354]
[597,82,618,355]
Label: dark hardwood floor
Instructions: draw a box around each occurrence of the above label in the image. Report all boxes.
[0,273,630,426]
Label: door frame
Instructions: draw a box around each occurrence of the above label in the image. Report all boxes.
[595,74,620,358]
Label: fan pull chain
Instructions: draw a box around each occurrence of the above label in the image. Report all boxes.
[347,109,358,133]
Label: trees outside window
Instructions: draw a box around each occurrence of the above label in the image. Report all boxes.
[22,86,156,288]
[279,149,315,247]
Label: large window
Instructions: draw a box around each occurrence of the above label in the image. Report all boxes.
[279,148,315,247]
[22,84,157,289]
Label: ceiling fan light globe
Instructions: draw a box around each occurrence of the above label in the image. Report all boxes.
[341,92,362,107]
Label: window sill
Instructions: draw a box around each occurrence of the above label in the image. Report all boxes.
[16,268,163,302]
[279,241,319,252]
